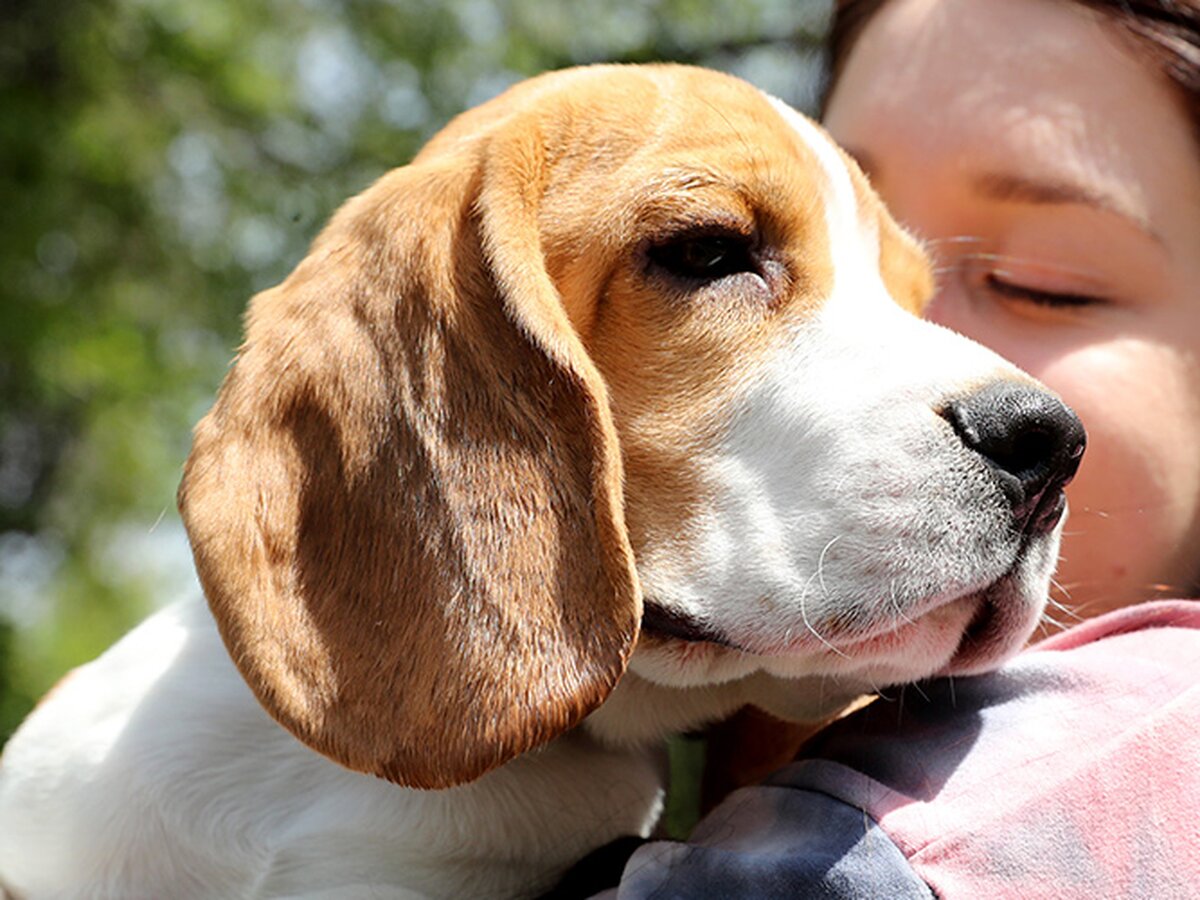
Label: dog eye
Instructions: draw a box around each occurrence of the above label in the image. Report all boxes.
[648,232,758,282]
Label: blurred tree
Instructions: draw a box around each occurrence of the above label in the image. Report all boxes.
[0,0,830,747]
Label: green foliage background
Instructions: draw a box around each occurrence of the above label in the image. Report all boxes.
[0,0,830,746]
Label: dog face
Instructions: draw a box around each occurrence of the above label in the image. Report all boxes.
[178,65,1083,790]
[585,94,1076,693]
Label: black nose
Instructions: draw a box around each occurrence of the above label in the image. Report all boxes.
[941,382,1086,536]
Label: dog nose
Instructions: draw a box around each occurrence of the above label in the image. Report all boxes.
[942,382,1086,536]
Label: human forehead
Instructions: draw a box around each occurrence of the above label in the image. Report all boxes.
[826,0,1200,250]
[829,0,1136,153]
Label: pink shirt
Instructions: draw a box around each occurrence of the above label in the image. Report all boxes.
[609,601,1200,899]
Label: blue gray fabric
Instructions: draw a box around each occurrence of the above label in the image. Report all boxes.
[614,783,932,899]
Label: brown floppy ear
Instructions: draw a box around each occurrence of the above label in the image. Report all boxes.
[177,117,641,789]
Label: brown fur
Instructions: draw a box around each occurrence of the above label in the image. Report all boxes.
[179,105,639,789]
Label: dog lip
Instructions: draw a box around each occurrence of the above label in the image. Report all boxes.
[938,573,1037,676]
[640,603,739,649]
[834,605,955,652]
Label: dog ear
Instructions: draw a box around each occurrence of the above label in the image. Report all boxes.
[177,114,641,789]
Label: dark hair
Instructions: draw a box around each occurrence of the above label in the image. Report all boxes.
[823,0,1200,142]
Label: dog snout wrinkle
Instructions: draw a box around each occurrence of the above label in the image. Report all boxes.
[942,383,1086,536]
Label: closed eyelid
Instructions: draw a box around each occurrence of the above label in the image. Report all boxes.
[983,273,1103,307]
[947,251,1121,311]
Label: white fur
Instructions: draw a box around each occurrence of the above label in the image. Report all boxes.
[0,599,664,899]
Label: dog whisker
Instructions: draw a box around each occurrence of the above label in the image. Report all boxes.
[800,570,848,659]
[816,535,843,599]
[1069,497,1198,517]
[907,679,930,704]
[888,578,918,629]
[922,234,984,249]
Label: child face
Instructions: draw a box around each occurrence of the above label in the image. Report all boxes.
[824,0,1200,618]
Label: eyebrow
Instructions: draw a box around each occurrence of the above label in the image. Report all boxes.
[840,145,1165,248]
[971,171,1163,245]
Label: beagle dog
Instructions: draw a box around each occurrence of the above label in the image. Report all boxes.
[0,64,1084,899]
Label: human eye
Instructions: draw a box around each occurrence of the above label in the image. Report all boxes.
[955,252,1111,314]
[982,272,1106,309]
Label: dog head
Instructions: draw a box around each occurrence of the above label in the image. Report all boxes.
[178,65,1083,789]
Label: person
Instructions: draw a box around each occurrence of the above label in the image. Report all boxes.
[578,1,1200,895]
[822,0,1200,621]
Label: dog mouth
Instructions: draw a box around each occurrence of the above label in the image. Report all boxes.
[936,569,1041,675]
[640,557,1045,675]
[640,603,740,649]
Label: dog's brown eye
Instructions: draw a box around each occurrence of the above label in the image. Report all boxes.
[649,233,757,282]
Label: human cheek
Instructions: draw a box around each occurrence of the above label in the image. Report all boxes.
[1037,341,1200,582]
[925,283,1049,376]
[1032,340,1178,500]
[1036,338,1200,484]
